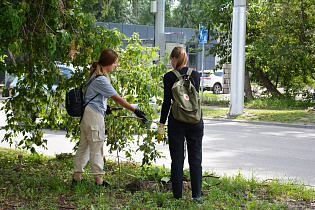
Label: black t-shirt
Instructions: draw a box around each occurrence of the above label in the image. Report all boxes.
[159,67,200,124]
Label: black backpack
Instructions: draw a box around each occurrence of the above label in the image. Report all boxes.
[66,75,102,123]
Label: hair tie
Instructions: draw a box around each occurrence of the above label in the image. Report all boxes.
[92,61,99,68]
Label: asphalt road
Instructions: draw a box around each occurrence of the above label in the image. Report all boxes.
[202,120,315,186]
[1,98,315,187]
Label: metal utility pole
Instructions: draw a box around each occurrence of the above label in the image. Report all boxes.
[152,0,165,62]
[229,0,247,117]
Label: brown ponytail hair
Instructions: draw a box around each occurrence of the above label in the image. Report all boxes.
[88,49,118,80]
[170,47,188,70]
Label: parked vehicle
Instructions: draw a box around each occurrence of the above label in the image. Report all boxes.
[199,70,223,94]
[9,63,76,96]
[9,63,76,124]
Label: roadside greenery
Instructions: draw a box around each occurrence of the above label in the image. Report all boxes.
[202,108,315,126]
[245,97,314,110]
[1,148,314,209]
[192,0,315,98]
[0,0,166,165]
[238,108,315,125]
[201,93,315,125]
[202,92,315,109]
[201,92,230,106]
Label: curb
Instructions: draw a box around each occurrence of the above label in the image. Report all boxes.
[204,117,315,130]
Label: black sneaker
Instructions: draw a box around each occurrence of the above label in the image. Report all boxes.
[96,181,116,189]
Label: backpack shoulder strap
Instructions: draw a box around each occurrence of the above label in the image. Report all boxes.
[83,75,105,104]
[172,70,182,80]
[186,68,193,77]
[186,68,196,87]
[85,74,104,87]
[172,68,196,84]
[83,74,105,91]
[173,68,193,78]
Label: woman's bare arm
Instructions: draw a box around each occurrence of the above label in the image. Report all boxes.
[111,93,136,112]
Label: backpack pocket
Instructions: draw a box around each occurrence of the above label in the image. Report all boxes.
[172,99,201,124]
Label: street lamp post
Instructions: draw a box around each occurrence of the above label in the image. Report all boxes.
[151,0,165,63]
[229,0,247,117]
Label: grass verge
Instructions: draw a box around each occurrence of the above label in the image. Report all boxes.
[202,108,315,126]
[201,93,315,125]
[201,93,314,110]
[1,148,314,209]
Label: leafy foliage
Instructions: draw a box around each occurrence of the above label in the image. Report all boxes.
[100,34,167,165]
[246,0,315,96]
[81,0,156,26]
[0,0,166,165]
[193,0,314,97]
[81,0,195,28]
[193,0,233,63]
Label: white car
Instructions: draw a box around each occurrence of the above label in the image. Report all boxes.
[199,70,223,94]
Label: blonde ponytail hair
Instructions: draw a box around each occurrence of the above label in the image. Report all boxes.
[88,62,110,81]
[88,49,118,81]
[170,47,188,70]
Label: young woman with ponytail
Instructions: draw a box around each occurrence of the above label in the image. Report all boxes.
[73,49,147,188]
[158,47,204,202]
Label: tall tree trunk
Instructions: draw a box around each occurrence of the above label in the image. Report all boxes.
[244,65,253,101]
[249,58,283,97]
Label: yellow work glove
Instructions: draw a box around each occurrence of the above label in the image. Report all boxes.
[157,127,165,143]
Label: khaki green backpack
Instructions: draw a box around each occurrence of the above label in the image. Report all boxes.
[171,68,201,124]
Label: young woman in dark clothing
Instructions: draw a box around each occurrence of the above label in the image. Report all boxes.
[158,47,204,201]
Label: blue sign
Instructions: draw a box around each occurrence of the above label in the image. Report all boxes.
[199,23,207,44]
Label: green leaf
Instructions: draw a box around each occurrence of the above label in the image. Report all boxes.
[161,176,171,183]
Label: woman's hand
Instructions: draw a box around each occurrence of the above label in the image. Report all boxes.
[157,125,165,143]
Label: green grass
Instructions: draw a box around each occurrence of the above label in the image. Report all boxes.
[200,92,230,106]
[201,93,314,109]
[244,97,314,109]
[238,108,315,124]
[1,148,315,209]
[202,108,315,125]
[202,109,229,118]
[201,94,315,125]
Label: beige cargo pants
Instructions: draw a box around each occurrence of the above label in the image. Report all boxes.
[74,105,106,177]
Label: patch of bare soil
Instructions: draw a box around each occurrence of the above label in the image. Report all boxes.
[286,199,315,209]
[125,179,190,194]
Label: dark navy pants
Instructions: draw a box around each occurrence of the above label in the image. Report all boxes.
[167,113,204,199]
